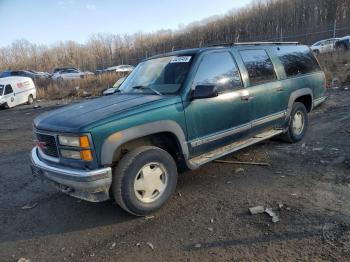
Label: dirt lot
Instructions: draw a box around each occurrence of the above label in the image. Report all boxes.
[0,89,349,262]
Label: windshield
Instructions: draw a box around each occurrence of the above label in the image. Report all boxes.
[0,85,4,96]
[118,55,192,95]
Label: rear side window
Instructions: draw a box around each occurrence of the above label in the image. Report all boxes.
[193,52,242,93]
[4,84,13,95]
[276,46,321,77]
[239,49,277,85]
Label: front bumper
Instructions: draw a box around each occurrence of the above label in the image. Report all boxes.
[30,147,112,202]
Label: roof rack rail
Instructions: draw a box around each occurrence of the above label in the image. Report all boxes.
[234,41,299,45]
[204,41,299,48]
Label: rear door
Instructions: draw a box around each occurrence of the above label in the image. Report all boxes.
[273,45,325,102]
[69,69,81,79]
[184,50,251,156]
[237,48,288,133]
[324,40,333,52]
[64,69,75,79]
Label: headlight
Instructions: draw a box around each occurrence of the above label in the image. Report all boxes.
[60,149,93,161]
[60,149,81,160]
[58,135,93,161]
[58,135,90,148]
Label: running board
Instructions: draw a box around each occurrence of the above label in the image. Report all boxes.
[188,129,283,168]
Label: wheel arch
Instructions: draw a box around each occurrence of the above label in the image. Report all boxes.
[287,88,313,117]
[100,120,188,166]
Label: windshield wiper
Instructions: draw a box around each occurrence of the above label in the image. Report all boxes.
[131,85,162,96]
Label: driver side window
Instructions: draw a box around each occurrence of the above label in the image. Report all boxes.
[5,84,13,95]
[193,52,242,93]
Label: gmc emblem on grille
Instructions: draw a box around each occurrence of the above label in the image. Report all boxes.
[36,141,47,150]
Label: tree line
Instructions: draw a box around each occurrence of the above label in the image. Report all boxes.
[1,0,349,72]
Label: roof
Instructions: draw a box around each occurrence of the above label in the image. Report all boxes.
[147,42,300,60]
[340,35,350,40]
[0,76,33,84]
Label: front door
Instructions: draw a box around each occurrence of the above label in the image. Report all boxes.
[184,51,251,156]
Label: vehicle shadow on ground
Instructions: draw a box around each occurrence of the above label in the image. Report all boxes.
[0,193,137,243]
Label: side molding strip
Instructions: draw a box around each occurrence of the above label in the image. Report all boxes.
[190,123,251,147]
[251,111,286,128]
[190,110,286,148]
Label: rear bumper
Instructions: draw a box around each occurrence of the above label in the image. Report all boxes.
[30,147,112,202]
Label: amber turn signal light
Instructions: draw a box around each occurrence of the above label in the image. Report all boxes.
[80,150,93,161]
[79,136,90,148]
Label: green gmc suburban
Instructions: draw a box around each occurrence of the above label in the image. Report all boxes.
[31,42,326,216]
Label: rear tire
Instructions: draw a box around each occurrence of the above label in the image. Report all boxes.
[27,94,34,105]
[112,146,178,216]
[280,102,308,143]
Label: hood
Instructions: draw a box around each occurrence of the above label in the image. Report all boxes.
[34,94,177,133]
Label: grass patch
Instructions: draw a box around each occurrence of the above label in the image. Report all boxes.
[317,51,350,87]
[35,73,123,100]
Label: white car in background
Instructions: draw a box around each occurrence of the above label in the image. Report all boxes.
[310,38,340,54]
[105,65,134,73]
[0,77,36,108]
[51,68,94,80]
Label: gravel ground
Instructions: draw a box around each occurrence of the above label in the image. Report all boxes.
[0,89,349,262]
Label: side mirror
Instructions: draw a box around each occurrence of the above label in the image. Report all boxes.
[192,85,218,99]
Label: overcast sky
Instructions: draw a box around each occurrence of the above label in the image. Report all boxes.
[0,0,253,47]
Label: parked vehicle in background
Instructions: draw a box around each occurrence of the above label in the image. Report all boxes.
[0,70,12,78]
[310,38,340,54]
[95,69,104,75]
[31,42,326,216]
[105,65,135,73]
[0,76,36,108]
[10,70,50,80]
[102,77,126,96]
[52,67,79,75]
[27,70,51,78]
[51,68,94,80]
[335,36,350,51]
[115,65,134,73]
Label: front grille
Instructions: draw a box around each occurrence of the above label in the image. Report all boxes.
[36,132,59,158]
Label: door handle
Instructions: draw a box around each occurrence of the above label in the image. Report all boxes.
[276,86,284,92]
[241,95,253,101]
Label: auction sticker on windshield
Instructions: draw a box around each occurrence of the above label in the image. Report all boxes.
[170,56,192,63]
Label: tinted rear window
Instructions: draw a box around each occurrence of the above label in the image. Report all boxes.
[239,49,277,85]
[276,46,321,77]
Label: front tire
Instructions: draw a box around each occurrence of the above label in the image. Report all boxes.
[280,102,308,143]
[112,146,178,216]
